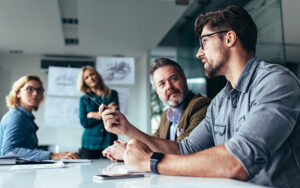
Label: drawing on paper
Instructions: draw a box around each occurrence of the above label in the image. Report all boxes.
[105,61,131,81]
[96,57,135,85]
[55,75,76,86]
[47,66,81,96]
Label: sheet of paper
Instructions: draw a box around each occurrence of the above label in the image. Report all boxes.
[47,66,81,96]
[96,57,135,85]
[60,159,91,163]
[43,96,81,127]
[10,161,65,170]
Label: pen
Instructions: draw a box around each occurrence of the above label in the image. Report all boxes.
[86,92,101,107]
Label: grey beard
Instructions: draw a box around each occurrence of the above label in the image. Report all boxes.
[164,93,185,108]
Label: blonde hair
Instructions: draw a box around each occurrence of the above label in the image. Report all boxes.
[77,66,111,96]
[6,74,44,111]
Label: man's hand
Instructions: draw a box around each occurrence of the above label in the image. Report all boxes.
[98,104,132,136]
[108,102,118,110]
[50,152,79,160]
[124,139,153,172]
[103,139,127,161]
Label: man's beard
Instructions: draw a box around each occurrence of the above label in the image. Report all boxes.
[205,62,223,78]
[204,47,228,78]
[159,89,186,108]
[166,93,185,108]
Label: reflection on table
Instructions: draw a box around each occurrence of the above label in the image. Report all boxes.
[0,159,269,188]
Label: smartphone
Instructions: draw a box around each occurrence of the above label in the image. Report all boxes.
[93,174,144,180]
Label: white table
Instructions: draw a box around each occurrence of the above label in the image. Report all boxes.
[0,159,269,188]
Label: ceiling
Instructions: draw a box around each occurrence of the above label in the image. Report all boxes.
[0,0,299,63]
[0,0,189,58]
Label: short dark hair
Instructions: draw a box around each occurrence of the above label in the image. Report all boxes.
[195,5,257,53]
[150,58,187,89]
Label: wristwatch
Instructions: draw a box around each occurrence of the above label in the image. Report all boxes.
[150,152,164,174]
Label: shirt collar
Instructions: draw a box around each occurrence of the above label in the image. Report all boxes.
[17,105,35,121]
[166,103,184,124]
[224,56,258,96]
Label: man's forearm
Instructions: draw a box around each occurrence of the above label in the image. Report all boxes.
[126,124,180,155]
[156,145,249,180]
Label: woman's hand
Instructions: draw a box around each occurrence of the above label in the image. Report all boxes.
[87,112,101,119]
[50,152,80,160]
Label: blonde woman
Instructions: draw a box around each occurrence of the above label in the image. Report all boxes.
[78,66,119,159]
[0,74,79,161]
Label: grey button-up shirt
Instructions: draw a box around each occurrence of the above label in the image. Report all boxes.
[178,56,300,187]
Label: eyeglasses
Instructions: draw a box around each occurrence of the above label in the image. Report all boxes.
[199,30,229,50]
[21,86,44,95]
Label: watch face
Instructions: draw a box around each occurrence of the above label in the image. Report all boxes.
[151,152,165,160]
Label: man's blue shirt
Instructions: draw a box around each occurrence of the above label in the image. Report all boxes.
[178,56,300,187]
[167,104,183,141]
[0,106,50,161]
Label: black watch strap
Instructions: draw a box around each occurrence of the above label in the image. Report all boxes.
[150,152,164,174]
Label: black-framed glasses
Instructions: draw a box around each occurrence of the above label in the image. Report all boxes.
[22,86,44,95]
[199,30,229,50]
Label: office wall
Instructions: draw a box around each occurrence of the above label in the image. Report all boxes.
[0,54,150,152]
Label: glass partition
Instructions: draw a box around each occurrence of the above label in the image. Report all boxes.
[150,0,285,134]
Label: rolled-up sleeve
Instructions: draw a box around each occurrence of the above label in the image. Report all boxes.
[225,70,300,177]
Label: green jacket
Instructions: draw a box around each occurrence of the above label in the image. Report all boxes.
[153,91,210,141]
[79,90,118,150]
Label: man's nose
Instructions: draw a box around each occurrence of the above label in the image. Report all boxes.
[196,47,204,58]
[165,80,174,90]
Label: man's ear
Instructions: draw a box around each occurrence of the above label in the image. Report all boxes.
[225,31,237,48]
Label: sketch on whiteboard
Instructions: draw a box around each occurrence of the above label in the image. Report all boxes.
[105,61,131,81]
[96,57,135,85]
[47,66,81,96]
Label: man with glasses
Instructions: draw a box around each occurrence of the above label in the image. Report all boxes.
[100,5,300,187]
[0,74,79,161]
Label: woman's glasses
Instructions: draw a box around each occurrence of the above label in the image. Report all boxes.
[22,86,44,95]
